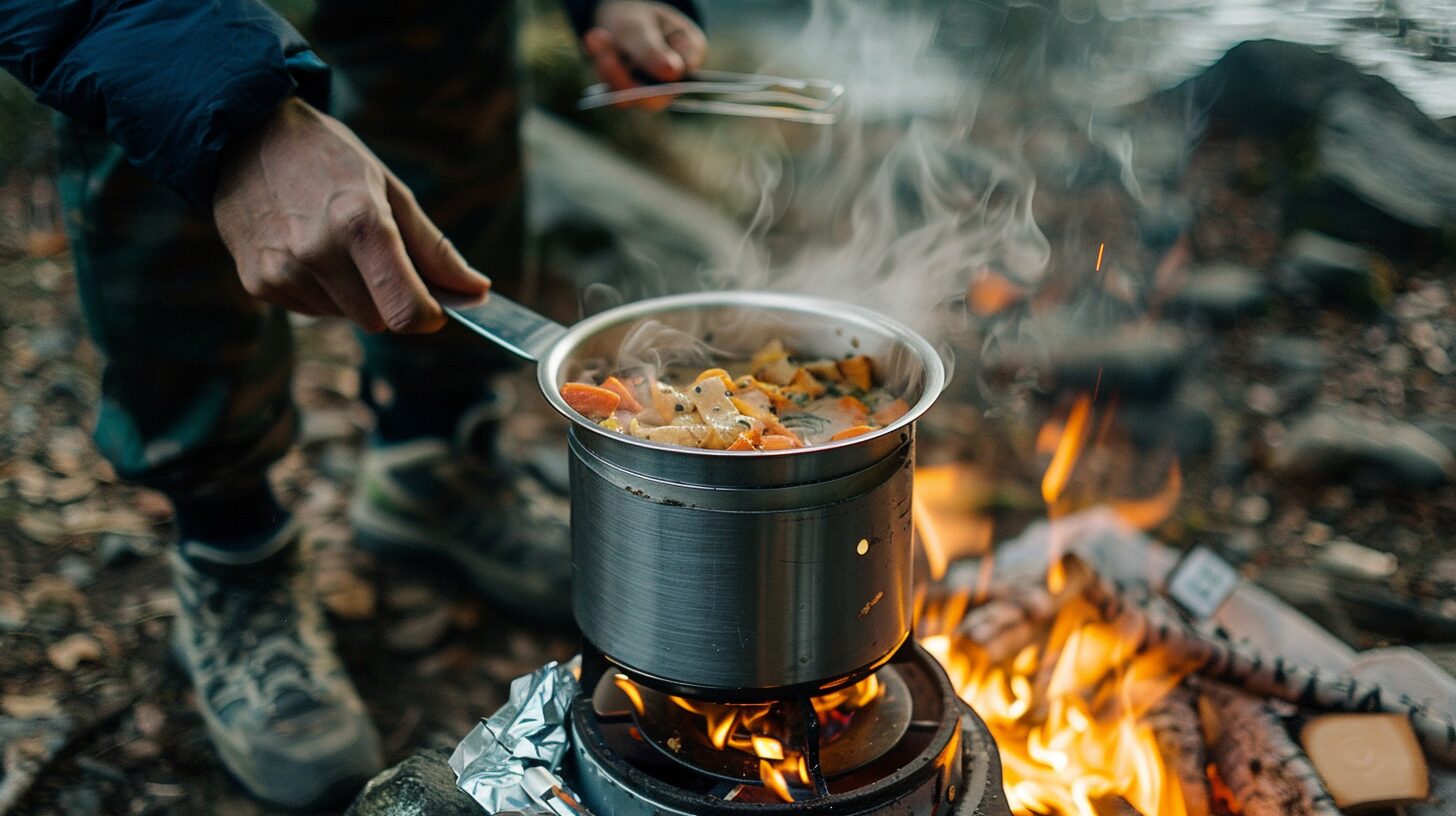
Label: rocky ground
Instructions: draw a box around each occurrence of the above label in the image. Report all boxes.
[2,8,1455,816]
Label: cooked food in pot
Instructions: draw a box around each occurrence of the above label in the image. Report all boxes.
[560,339,909,450]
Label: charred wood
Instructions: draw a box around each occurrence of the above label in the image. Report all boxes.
[1146,685,1213,816]
[1090,793,1145,816]
[1199,684,1342,816]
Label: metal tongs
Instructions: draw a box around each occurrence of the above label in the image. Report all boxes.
[577,70,845,124]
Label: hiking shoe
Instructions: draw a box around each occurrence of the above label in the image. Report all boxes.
[348,408,573,622]
[171,523,384,810]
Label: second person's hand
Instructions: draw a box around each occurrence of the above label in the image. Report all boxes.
[583,0,708,108]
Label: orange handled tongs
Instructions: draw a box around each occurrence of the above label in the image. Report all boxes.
[577,70,845,124]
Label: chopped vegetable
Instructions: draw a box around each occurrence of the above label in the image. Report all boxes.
[561,383,620,420]
[838,356,873,391]
[560,339,905,451]
[871,398,910,426]
[601,376,643,414]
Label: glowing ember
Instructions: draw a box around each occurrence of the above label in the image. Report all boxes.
[968,268,1028,316]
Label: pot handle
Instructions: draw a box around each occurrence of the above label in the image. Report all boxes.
[432,287,569,363]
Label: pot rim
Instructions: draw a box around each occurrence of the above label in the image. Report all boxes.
[537,290,946,458]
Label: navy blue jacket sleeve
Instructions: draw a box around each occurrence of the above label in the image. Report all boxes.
[0,0,330,209]
[559,0,703,40]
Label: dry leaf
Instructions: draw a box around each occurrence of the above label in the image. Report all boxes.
[47,632,103,671]
[316,569,376,620]
[3,693,62,719]
[133,702,166,737]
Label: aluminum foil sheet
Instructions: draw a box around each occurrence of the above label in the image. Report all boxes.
[450,658,582,814]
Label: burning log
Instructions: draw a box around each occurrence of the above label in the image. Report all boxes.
[1067,556,1456,769]
[955,584,1060,664]
[1089,794,1145,816]
[1198,684,1342,816]
[1145,685,1212,816]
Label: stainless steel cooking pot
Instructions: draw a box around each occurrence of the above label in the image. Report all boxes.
[445,290,945,698]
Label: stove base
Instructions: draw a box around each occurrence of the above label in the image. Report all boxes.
[568,702,1011,816]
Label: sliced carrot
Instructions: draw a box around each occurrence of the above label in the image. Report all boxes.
[601,376,643,414]
[786,368,826,398]
[561,382,620,420]
[761,434,800,450]
[837,394,870,423]
[831,425,875,441]
[871,398,910,426]
[838,356,874,391]
[727,432,757,451]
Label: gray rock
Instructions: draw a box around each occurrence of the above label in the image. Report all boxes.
[1255,336,1328,374]
[1316,539,1398,581]
[1048,323,1190,403]
[1255,567,1361,645]
[1165,265,1270,328]
[56,555,95,588]
[58,786,103,816]
[1272,410,1456,491]
[1116,401,1216,458]
[346,748,481,816]
[1297,86,1456,249]
[1156,40,1456,249]
[1277,231,1389,313]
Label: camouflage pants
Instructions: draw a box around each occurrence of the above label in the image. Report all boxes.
[56,0,526,500]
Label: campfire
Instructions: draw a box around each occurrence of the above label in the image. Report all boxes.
[912,395,1454,816]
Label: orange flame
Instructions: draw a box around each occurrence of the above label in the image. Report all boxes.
[909,384,1191,815]
[760,759,794,802]
[923,593,1193,816]
[613,673,647,717]
[650,674,885,803]
[1041,395,1092,508]
[913,465,994,581]
[1110,461,1182,531]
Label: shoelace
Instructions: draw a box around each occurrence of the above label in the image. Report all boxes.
[193,566,325,718]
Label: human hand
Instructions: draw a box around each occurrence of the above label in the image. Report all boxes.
[583,0,708,105]
[213,97,490,333]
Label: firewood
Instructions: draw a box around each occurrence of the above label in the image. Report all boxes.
[1090,793,1145,816]
[1199,684,1342,816]
[1065,555,1456,768]
[1146,685,1213,816]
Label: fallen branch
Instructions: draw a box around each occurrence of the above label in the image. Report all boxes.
[1146,685,1212,816]
[1199,683,1341,816]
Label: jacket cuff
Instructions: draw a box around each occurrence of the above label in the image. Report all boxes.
[176,49,332,211]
